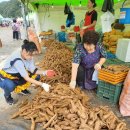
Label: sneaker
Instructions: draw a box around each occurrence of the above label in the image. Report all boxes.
[4,95,14,105]
[20,89,31,95]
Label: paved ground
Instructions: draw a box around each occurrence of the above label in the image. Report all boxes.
[0,26,26,110]
[0,26,45,111]
[0,27,23,62]
[0,27,130,129]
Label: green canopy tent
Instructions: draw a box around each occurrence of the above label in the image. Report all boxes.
[21,0,126,36]
[20,0,125,11]
[29,0,123,6]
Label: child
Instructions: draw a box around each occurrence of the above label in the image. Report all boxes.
[57,25,67,42]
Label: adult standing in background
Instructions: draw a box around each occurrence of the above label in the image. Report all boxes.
[12,19,19,40]
[80,0,98,37]
[17,21,22,40]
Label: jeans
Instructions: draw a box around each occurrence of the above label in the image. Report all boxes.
[13,31,19,40]
[0,75,40,96]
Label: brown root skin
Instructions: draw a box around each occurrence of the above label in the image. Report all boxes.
[11,83,128,130]
[43,114,57,129]
[115,122,126,130]
[94,119,105,130]
[30,117,35,130]
[40,41,73,85]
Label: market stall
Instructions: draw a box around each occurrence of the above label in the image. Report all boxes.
[0,41,130,130]
[0,0,130,130]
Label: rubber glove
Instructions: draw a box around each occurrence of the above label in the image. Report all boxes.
[69,80,76,89]
[43,70,56,77]
[41,83,50,92]
[94,63,101,71]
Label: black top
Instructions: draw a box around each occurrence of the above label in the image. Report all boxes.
[85,10,98,23]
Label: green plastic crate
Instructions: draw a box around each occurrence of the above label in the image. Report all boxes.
[97,80,123,104]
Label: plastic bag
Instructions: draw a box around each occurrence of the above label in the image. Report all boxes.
[100,11,115,33]
[64,3,71,14]
[92,70,98,84]
[119,70,130,116]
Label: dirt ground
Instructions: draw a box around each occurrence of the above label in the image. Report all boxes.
[0,27,130,129]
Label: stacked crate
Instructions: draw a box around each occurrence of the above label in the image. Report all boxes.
[97,65,129,103]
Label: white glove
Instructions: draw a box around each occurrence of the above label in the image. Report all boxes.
[94,63,101,70]
[69,80,76,89]
[41,83,50,92]
[42,71,47,76]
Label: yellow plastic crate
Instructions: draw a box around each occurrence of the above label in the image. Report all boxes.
[98,70,127,85]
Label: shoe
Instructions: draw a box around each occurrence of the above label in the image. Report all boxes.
[20,89,31,95]
[4,95,14,105]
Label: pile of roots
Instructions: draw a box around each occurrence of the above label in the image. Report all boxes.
[39,41,73,85]
[11,84,128,130]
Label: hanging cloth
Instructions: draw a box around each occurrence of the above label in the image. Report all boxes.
[66,11,75,27]
[102,0,114,13]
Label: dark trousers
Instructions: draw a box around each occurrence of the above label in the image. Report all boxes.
[76,66,85,88]
[13,31,19,40]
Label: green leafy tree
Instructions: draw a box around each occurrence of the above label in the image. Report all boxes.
[0,0,29,18]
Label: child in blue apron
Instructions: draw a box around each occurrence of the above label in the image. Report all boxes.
[69,30,106,90]
[57,25,67,42]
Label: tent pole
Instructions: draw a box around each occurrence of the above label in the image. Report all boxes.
[21,0,28,39]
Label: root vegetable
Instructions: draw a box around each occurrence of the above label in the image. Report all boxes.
[35,117,46,123]
[11,111,21,119]
[67,114,77,119]
[11,83,128,130]
[94,120,104,130]
[80,124,93,130]
[54,125,62,130]
[103,112,112,120]
[31,117,35,130]
[46,108,55,116]
[115,122,126,130]
[60,125,73,129]
[39,112,50,121]
[39,41,73,85]
[43,114,57,129]
[58,121,69,126]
